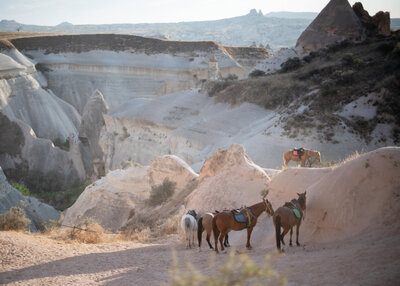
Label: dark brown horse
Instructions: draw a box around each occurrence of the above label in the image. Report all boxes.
[212,198,274,253]
[197,212,229,251]
[273,192,306,251]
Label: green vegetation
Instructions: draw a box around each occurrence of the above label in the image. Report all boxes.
[11,182,30,196]
[53,137,70,151]
[168,251,286,286]
[35,179,91,211]
[148,178,176,206]
[0,202,30,231]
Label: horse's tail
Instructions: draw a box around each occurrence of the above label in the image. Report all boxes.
[212,215,220,252]
[197,217,203,248]
[275,215,281,251]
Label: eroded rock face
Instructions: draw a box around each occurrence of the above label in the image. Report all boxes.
[0,167,60,231]
[186,144,270,212]
[353,2,391,36]
[62,154,198,232]
[79,90,109,178]
[0,114,86,193]
[296,0,365,52]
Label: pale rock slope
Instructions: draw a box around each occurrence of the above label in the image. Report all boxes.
[10,34,249,113]
[100,89,373,171]
[62,155,198,232]
[0,113,86,193]
[0,42,81,141]
[0,166,60,231]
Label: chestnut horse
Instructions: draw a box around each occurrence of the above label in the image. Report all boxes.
[273,192,306,251]
[282,148,321,169]
[197,212,229,251]
[212,198,274,253]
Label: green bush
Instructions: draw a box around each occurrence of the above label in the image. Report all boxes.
[148,178,176,206]
[11,183,30,196]
[249,69,266,78]
[167,250,286,286]
[0,203,31,231]
[280,57,301,72]
[53,138,70,151]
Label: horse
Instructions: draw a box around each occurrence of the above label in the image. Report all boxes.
[197,212,229,251]
[180,210,198,249]
[273,191,306,252]
[282,148,321,169]
[212,198,274,253]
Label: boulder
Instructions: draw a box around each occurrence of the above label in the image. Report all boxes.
[62,155,198,232]
[186,144,270,212]
[0,166,60,231]
[353,2,391,36]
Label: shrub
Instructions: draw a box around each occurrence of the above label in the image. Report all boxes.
[341,53,354,66]
[0,203,31,231]
[223,74,239,81]
[11,183,30,196]
[249,69,266,78]
[53,137,70,151]
[280,57,301,72]
[168,250,286,286]
[148,178,176,206]
[68,217,105,243]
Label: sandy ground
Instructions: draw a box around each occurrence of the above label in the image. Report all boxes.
[1,226,399,286]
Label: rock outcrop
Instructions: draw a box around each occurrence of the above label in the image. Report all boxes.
[0,166,60,231]
[0,113,86,193]
[0,45,81,141]
[352,2,391,36]
[296,0,365,52]
[62,155,198,232]
[185,144,270,212]
[78,90,109,178]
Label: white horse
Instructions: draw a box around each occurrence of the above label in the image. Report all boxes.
[180,210,198,249]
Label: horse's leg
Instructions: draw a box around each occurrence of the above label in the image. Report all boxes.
[219,230,227,252]
[224,233,230,247]
[281,228,290,246]
[246,227,254,249]
[296,223,301,246]
[289,227,293,246]
[191,229,195,248]
[206,232,213,249]
[301,156,306,167]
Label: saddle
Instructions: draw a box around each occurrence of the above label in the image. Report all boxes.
[292,147,304,157]
[232,208,254,228]
[283,201,302,219]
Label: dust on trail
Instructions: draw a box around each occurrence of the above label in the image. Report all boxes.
[1,228,399,286]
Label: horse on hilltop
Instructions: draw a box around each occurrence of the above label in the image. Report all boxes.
[212,197,274,253]
[283,148,321,168]
[273,191,307,252]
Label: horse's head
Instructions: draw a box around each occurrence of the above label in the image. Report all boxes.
[297,191,307,210]
[263,198,274,216]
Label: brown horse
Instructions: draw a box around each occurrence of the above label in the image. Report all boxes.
[212,198,274,253]
[197,212,229,251]
[273,192,306,251]
[282,148,321,169]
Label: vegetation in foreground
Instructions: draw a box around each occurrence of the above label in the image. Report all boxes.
[168,250,286,286]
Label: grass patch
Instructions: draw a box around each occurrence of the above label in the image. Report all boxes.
[35,179,91,211]
[11,183,30,196]
[0,203,30,231]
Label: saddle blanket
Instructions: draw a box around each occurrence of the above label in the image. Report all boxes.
[232,213,247,223]
[292,208,301,219]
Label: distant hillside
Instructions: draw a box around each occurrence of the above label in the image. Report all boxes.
[0,11,315,50]
[391,18,400,30]
[264,11,318,19]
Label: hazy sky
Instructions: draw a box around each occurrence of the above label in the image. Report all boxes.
[1,0,399,26]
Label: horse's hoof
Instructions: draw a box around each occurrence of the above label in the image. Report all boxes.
[289,243,293,247]
[296,243,301,247]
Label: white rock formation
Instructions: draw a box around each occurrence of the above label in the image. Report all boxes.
[0,46,81,141]
[62,154,198,232]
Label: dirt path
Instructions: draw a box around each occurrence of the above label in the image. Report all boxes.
[0,229,399,286]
